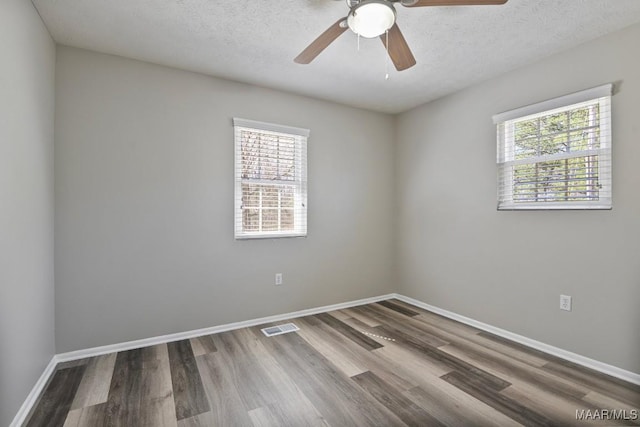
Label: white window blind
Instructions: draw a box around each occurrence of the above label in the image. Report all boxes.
[233,118,308,239]
[494,84,612,210]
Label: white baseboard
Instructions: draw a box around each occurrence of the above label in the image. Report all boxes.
[56,293,396,363]
[393,294,640,386]
[13,291,640,426]
[10,355,59,427]
[13,293,394,425]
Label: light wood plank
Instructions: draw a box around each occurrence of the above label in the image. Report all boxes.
[340,307,382,327]
[583,390,640,415]
[248,407,281,427]
[254,328,406,426]
[341,316,452,378]
[352,370,445,426]
[326,309,351,321]
[295,316,367,378]
[402,373,523,427]
[141,344,178,427]
[501,384,634,427]
[63,404,107,427]
[189,335,217,357]
[70,353,117,410]
[234,327,331,427]
[27,299,640,427]
[301,315,419,392]
[195,351,255,426]
[176,411,218,427]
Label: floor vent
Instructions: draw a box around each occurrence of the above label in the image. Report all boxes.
[261,323,300,337]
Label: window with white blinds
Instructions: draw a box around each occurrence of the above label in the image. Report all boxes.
[494,84,612,210]
[233,118,308,239]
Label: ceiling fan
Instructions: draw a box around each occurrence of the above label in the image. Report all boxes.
[295,0,508,71]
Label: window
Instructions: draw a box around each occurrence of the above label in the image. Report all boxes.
[494,84,612,210]
[233,118,308,239]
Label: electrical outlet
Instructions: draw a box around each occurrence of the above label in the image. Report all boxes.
[560,295,572,311]
[275,273,283,286]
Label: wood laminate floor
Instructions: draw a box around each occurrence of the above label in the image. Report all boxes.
[26,299,640,426]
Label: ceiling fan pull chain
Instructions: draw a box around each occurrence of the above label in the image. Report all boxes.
[385,29,390,80]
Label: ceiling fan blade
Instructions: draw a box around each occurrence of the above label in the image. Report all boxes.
[404,0,507,7]
[380,24,416,71]
[294,18,348,64]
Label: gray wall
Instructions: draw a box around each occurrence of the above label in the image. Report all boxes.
[54,46,396,352]
[396,23,640,373]
[0,1,56,424]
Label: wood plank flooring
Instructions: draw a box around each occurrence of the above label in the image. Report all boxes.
[26,299,640,426]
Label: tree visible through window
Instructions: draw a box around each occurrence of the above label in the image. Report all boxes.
[495,85,612,210]
[233,119,308,238]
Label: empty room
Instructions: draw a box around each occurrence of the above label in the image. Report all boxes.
[2,0,640,425]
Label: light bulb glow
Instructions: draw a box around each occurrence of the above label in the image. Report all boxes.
[347,1,396,39]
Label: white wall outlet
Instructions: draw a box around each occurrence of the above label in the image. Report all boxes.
[560,294,572,311]
[275,273,283,286]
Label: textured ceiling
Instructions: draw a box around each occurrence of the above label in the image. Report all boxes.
[33,0,640,113]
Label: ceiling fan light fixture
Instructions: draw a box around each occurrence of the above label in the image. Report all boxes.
[347,0,396,38]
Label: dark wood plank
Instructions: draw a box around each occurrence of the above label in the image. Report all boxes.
[314,312,383,351]
[354,304,449,348]
[543,360,640,407]
[376,323,511,392]
[26,300,640,427]
[387,300,483,334]
[377,300,420,317]
[352,371,445,427]
[167,340,210,420]
[55,359,90,370]
[103,348,144,426]
[442,371,556,426]
[501,384,639,427]
[26,365,86,427]
[103,345,176,426]
[477,331,566,364]
[440,343,589,401]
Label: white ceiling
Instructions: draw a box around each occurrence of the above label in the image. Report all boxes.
[33,0,640,114]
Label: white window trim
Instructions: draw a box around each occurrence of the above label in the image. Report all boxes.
[492,84,612,124]
[494,84,613,210]
[233,118,309,239]
[232,118,310,139]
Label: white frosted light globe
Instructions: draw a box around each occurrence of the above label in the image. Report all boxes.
[347,2,396,38]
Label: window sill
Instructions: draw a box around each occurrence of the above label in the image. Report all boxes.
[235,232,307,240]
[498,202,612,211]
